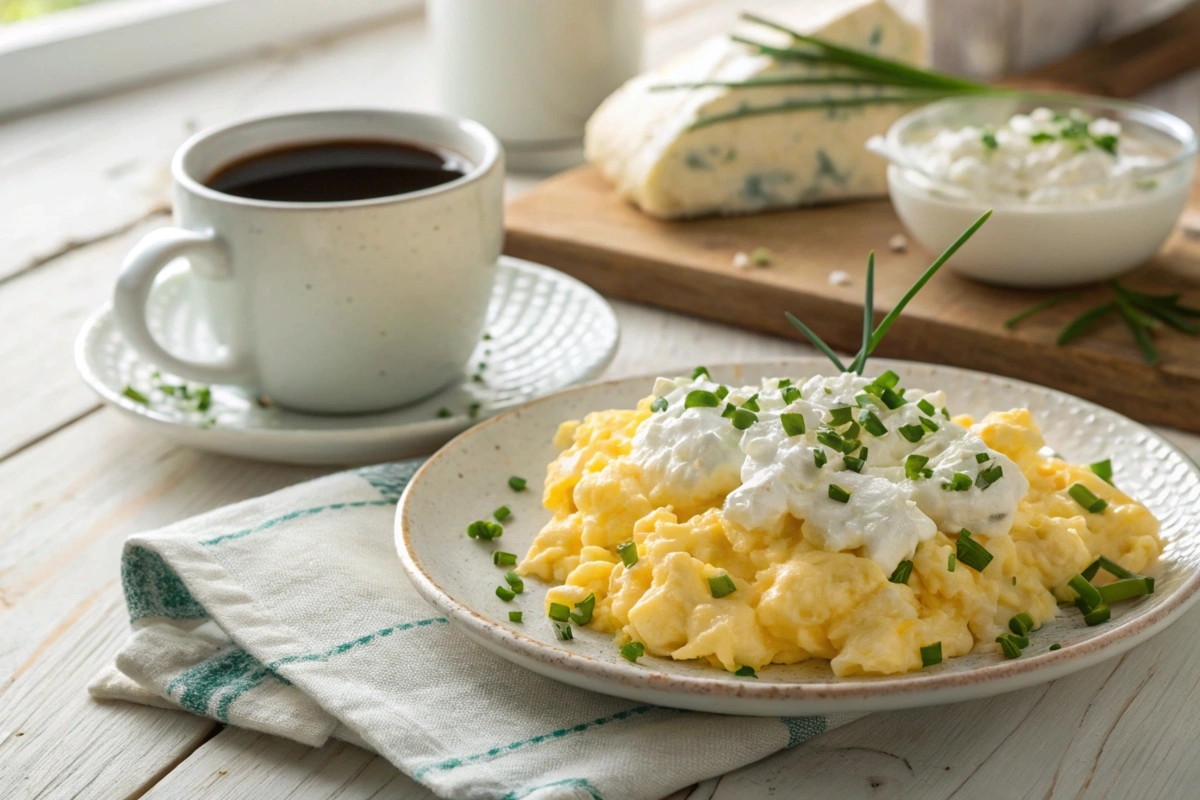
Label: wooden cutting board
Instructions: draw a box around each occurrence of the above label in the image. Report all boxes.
[504,166,1200,432]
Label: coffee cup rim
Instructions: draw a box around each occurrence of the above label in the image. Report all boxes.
[173,107,503,210]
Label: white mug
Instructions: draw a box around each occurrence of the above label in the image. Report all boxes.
[113,109,504,414]
[428,0,643,171]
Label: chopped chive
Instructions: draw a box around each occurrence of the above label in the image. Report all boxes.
[508,476,527,492]
[956,529,993,571]
[1049,643,1061,651]
[778,378,792,388]
[1068,573,1103,609]
[492,551,517,566]
[469,402,481,419]
[829,406,854,426]
[685,390,720,409]
[917,398,936,416]
[1068,483,1108,513]
[1083,603,1111,626]
[844,453,866,473]
[947,553,956,572]
[741,393,761,411]
[889,560,913,584]
[1012,576,1017,585]
[842,421,861,441]
[467,520,503,540]
[505,571,525,594]
[482,332,492,340]
[942,472,972,492]
[721,403,737,419]
[620,641,645,662]
[1086,555,1143,584]
[941,407,950,419]
[553,621,574,640]
[879,387,907,409]
[996,634,1023,659]
[616,542,639,570]
[1097,577,1154,604]
[570,593,595,625]
[651,397,668,413]
[437,407,453,418]
[495,585,516,602]
[122,386,150,405]
[509,611,523,622]
[734,665,757,678]
[714,385,730,401]
[780,413,806,436]
[828,484,851,503]
[824,387,833,395]
[194,387,212,412]
[920,642,942,667]
[1009,612,1034,636]
[904,454,930,481]
[730,408,758,430]
[976,464,1003,490]
[692,366,711,380]
[708,574,737,598]
[874,371,900,389]
[898,424,925,443]
[494,505,511,521]
[813,448,828,468]
[548,603,571,622]
[840,437,862,455]
[981,126,998,150]
[782,386,802,404]
[816,429,844,451]
[1089,459,1114,485]
[919,416,939,433]
[859,410,887,437]
[975,452,990,463]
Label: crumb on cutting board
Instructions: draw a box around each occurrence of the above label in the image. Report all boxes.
[828,270,852,286]
[889,233,908,252]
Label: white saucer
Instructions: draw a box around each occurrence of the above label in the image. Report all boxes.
[76,256,619,465]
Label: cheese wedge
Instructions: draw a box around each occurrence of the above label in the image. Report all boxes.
[585,0,925,219]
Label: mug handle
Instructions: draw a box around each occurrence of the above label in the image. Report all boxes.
[113,227,254,385]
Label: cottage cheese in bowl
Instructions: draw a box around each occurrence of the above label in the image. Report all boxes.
[868,95,1197,288]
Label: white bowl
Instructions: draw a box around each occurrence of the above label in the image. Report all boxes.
[874,94,1197,288]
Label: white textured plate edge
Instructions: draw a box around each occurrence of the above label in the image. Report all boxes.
[73,256,619,465]
[395,357,1200,716]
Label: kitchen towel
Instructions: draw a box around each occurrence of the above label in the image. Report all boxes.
[90,460,864,800]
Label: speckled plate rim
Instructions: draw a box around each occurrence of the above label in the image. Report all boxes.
[74,256,620,446]
[396,358,1200,716]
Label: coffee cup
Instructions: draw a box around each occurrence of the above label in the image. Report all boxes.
[113,108,504,414]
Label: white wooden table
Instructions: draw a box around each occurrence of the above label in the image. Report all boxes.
[2,4,1200,798]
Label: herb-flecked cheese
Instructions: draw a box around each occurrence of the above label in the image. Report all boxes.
[585,0,925,219]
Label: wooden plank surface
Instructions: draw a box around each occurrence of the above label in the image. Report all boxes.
[2,1,1200,798]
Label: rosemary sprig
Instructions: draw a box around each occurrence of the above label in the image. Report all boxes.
[787,211,992,373]
[1008,281,1199,365]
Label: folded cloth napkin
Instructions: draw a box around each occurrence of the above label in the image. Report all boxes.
[90,460,864,800]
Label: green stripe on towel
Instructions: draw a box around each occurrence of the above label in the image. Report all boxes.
[123,545,207,622]
[199,500,393,546]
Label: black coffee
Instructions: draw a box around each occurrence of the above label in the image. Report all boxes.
[206,140,471,202]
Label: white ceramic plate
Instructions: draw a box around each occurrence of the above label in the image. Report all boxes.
[76,256,619,465]
[397,358,1200,716]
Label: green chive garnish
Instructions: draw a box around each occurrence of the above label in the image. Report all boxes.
[741,393,761,411]
[942,472,972,492]
[437,407,453,418]
[784,312,847,373]
[493,551,517,566]
[620,641,645,662]
[778,378,792,388]
[685,390,720,409]
[730,408,758,430]
[1089,459,1114,485]
[905,454,930,481]
[919,416,939,433]
[844,454,866,473]
[1097,577,1154,604]
[1068,483,1108,513]
[956,529,993,571]
[920,642,942,667]
[898,424,925,443]
[996,634,1023,659]
[829,406,854,426]
[1083,604,1111,626]
[553,621,574,640]
[889,560,913,584]
[122,386,150,405]
[816,429,844,451]
[505,571,524,594]
[494,505,511,521]
[617,541,638,568]
[692,366,711,380]
[828,484,851,503]
[708,574,737,598]
[859,410,887,437]
[509,611,523,622]
[813,448,828,468]
[468,402,481,419]
[1049,643,1061,651]
[734,665,757,678]
[651,397,668,413]
[782,386,802,404]
[570,593,595,625]
[467,520,503,540]
[917,398,936,416]
[721,403,736,419]
[495,585,516,602]
[842,421,861,440]
[1068,573,1103,610]
[1009,612,1034,636]
[976,464,1003,490]
[947,553,956,572]
[715,385,730,400]
[975,452,990,463]
[508,476,527,492]
[548,603,571,622]
[780,413,806,436]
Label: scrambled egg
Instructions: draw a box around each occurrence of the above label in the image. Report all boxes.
[518,376,1161,677]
